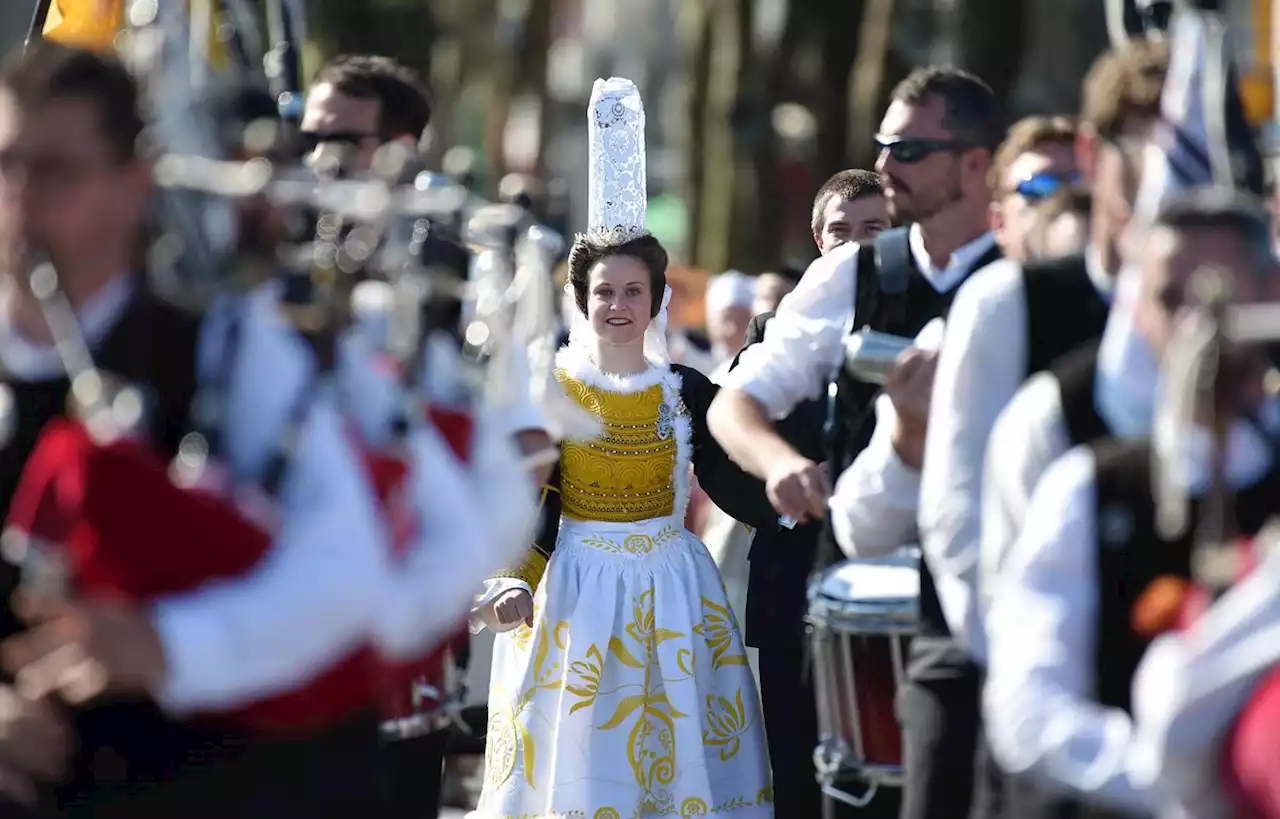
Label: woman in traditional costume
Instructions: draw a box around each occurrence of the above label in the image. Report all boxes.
[470,78,774,819]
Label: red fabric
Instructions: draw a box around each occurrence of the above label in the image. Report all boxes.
[366,402,474,724]
[5,402,480,735]
[1224,666,1280,819]
[1163,537,1280,818]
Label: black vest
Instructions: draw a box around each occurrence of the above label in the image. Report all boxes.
[1051,341,1111,449]
[1010,439,1280,819]
[1021,254,1110,378]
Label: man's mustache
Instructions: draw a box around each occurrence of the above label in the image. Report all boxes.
[884,175,910,196]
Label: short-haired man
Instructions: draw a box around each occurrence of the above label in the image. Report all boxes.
[985,188,1280,818]
[752,264,803,316]
[0,43,387,815]
[724,171,890,818]
[300,54,431,172]
[711,66,1006,819]
[810,168,892,254]
[987,115,1079,262]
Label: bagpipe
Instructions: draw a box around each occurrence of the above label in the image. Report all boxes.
[4,0,566,738]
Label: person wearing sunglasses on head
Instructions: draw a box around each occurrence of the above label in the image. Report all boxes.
[709,65,1007,819]
[910,40,1167,819]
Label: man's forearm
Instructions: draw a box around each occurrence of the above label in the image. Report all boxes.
[707,388,801,479]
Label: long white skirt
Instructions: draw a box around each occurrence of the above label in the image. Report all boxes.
[471,515,773,819]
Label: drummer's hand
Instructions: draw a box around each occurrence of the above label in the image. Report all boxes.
[764,453,830,523]
[0,684,73,797]
[3,597,167,705]
[884,347,937,470]
[491,589,535,631]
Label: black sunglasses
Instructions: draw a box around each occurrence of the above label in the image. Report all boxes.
[1013,171,1083,201]
[298,130,379,154]
[875,135,972,164]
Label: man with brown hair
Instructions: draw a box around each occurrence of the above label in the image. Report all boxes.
[712,65,1006,819]
[810,167,891,253]
[987,115,1079,262]
[300,54,431,171]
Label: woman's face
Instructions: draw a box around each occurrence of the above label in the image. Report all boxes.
[585,255,652,347]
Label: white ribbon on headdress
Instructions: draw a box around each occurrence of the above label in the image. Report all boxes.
[560,77,674,368]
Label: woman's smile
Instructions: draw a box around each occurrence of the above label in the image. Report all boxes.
[605,317,632,326]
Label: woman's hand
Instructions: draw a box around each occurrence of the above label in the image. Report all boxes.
[491,589,535,632]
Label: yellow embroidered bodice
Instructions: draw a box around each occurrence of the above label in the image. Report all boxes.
[556,371,677,523]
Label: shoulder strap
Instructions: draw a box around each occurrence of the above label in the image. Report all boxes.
[1052,341,1110,448]
[868,226,912,331]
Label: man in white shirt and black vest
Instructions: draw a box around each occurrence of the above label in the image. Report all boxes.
[0,43,396,817]
[984,187,1280,819]
[978,41,1171,608]
[709,65,1005,819]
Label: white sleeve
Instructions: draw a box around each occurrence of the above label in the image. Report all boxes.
[984,447,1153,815]
[719,241,859,418]
[918,260,1029,662]
[151,392,386,713]
[979,374,1072,611]
[492,330,549,437]
[1130,546,1280,816]
[830,395,921,558]
[373,413,536,657]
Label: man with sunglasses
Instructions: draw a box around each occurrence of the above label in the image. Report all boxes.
[300,54,431,173]
[709,65,1006,819]
[915,40,1167,819]
[987,116,1080,263]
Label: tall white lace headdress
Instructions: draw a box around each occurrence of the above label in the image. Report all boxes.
[565,77,673,367]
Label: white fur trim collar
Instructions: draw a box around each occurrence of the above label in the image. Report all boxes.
[554,345,669,395]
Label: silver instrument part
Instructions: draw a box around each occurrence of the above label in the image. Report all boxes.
[842,330,915,386]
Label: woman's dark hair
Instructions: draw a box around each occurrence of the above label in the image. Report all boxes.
[566,231,669,318]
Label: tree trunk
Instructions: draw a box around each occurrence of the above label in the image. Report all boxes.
[683,0,714,266]
[694,0,747,275]
[809,0,867,176]
[956,0,1025,107]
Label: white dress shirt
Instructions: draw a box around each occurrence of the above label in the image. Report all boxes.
[985,417,1275,815]
[829,317,944,558]
[919,251,1114,664]
[1131,539,1280,818]
[149,285,387,713]
[338,313,543,658]
[722,224,995,422]
[0,277,384,713]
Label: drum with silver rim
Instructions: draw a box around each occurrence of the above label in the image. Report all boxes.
[807,548,918,809]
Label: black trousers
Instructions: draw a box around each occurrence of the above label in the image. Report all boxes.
[898,673,994,819]
[378,730,449,819]
[757,631,901,818]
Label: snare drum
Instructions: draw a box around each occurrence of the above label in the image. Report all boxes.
[807,549,919,801]
[377,627,471,740]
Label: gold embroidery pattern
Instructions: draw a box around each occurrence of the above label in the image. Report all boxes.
[692,598,750,670]
[580,526,682,557]
[556,373,677,524]
[483,587,768,815]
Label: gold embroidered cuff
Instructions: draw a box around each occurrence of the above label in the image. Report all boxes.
[492,547,550,592]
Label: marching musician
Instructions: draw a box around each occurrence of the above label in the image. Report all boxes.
[710,66,1007,819]
[984,188,1280,818]
[732,168,888,818]
[301,51,550,819]
[978,42,1169,610]
[0,42,390,815]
